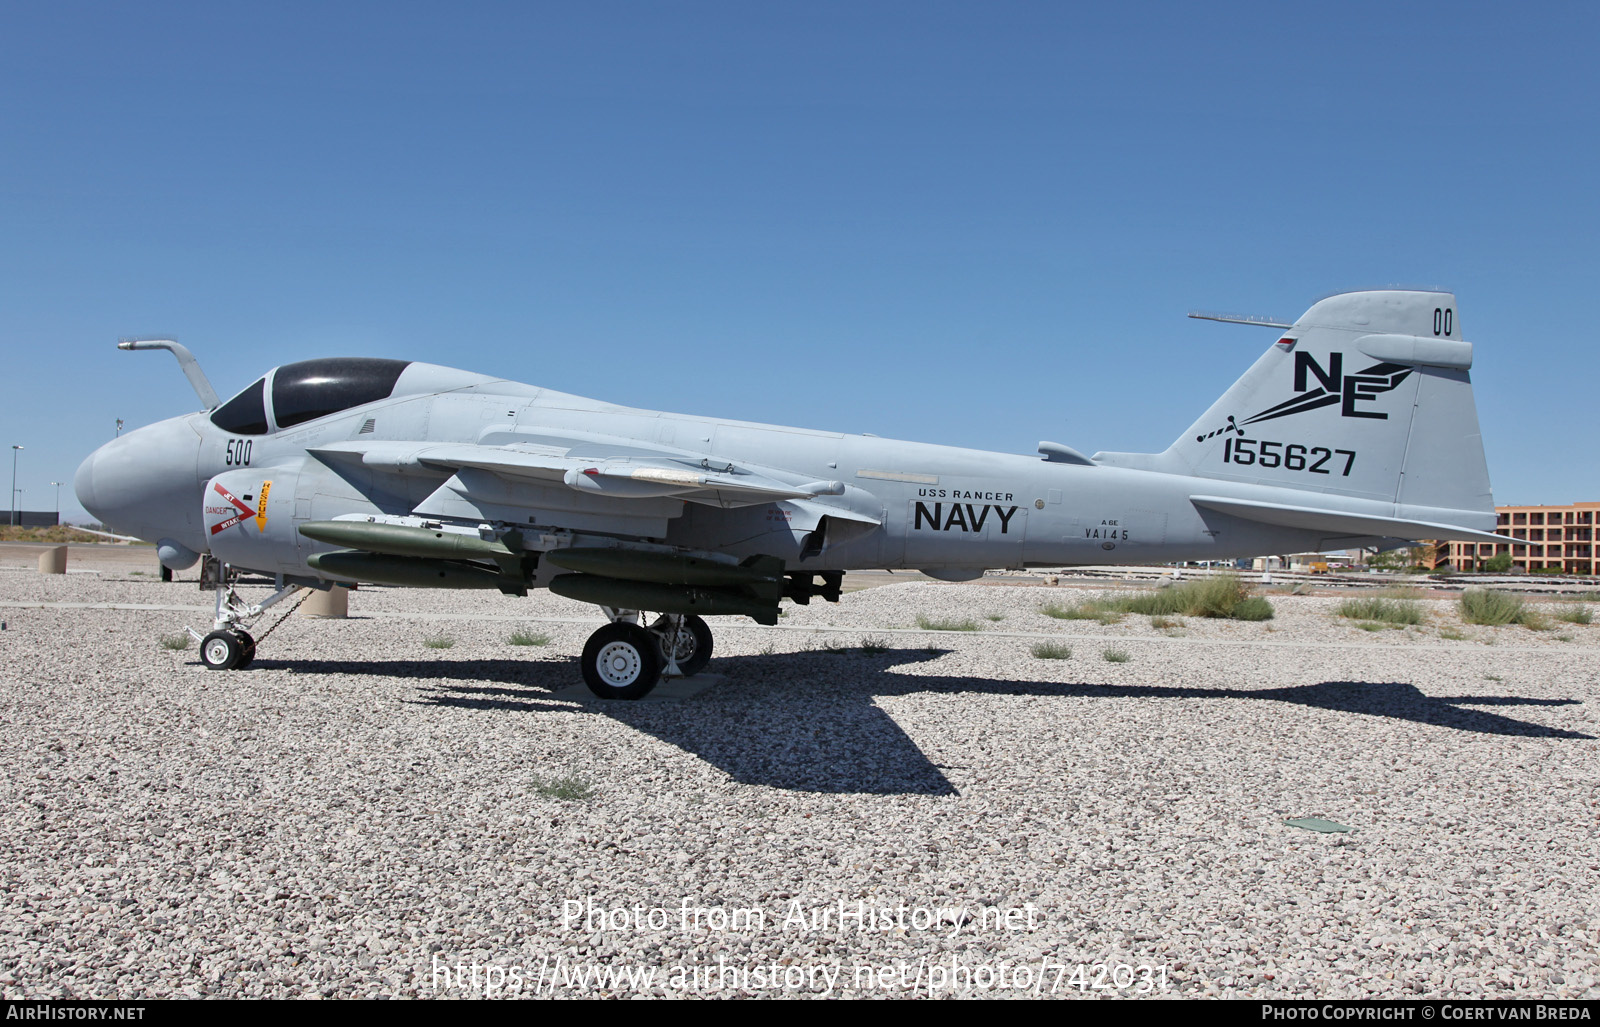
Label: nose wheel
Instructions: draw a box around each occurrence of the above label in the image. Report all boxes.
[234,631,256,669]
[200,629,255,671]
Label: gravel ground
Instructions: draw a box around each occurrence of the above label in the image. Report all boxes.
[2,558,1598,999]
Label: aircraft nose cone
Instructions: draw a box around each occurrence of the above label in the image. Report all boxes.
[74,416,205,546]
[73,450,99,521]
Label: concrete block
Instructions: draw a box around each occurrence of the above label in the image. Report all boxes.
[301,585,350,618]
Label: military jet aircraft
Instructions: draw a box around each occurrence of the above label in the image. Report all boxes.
[77,289,1509,699]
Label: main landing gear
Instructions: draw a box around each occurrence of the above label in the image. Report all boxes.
[580,609,714,700]
[187,572,306,671]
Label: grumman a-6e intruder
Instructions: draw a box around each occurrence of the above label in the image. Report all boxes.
[77,290,1510,698]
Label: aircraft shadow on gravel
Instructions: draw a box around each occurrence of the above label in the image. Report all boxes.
[252,646,1593,796]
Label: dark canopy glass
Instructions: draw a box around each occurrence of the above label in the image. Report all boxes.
[210,377,269,435]
[270,358,411,429]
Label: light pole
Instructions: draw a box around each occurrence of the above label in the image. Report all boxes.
[50,482,63,525]
[9,446,20,527]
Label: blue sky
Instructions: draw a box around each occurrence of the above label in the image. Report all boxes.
[3,2,1596,520]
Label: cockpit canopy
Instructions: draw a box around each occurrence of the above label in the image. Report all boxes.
[210,377,270,435]
[210,358,412,435]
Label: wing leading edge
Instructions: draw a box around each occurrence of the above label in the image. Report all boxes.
[309,440,845,508]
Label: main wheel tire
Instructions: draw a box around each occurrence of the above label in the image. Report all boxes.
[234,631,256,670]
[652,614,713,677]
[200,630,243,671]
[581,622,663,700]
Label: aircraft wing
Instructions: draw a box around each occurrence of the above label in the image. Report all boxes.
[309,440,846,509]
[63,524,144,543]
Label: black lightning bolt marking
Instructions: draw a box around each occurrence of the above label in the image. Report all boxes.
[1195,414,1245,443]
[1241,389,1342,425]
[1240,360,1416,427]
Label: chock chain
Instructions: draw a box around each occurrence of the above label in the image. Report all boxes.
[251,589,310,646]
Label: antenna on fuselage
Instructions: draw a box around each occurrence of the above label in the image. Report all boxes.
[117,337,221,410]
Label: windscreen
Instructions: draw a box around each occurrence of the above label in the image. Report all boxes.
[209,377,270,435]
[270,358,411,429]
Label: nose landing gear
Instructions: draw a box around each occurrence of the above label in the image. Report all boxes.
[185,569,306,670]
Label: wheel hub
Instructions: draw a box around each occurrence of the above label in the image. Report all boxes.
[595,641,642,685]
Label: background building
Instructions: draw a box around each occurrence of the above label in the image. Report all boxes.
[1438,502,1599,574]
[1,510,60,528]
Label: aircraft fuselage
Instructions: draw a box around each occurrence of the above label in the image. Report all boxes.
[81,378,1387,584]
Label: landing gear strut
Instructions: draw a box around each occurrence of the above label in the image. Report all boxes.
[650,613,713,678]
[579,609,715,699]
[186,570,303,671]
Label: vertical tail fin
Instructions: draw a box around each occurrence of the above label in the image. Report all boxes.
[1098,290,1494,524]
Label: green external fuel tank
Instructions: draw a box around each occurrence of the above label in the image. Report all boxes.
[543,547,780,587]
[299,520,513,560]
[548,573,781,625]
[306,551,507,589]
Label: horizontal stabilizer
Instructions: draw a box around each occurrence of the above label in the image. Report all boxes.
[1190,495,1516,545]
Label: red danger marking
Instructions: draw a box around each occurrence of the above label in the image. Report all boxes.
[209,482,257,535]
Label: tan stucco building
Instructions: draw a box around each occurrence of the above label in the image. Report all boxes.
[1439,502,1599,574]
